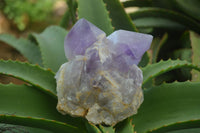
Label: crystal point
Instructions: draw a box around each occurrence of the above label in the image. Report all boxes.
[64,18,105,60]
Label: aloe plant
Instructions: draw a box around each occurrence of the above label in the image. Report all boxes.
[0,0,200,133]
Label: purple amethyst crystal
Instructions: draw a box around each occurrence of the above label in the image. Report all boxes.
[56,18,153,125]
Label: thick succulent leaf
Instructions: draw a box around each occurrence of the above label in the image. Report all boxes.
[123,0,152,7]
[0,123,52,133]
[103,0,137,31]
[142,59,200,86]
[151,0,176,9]
[133,17,185,30]
[32,26,67,72]
[129,8,200,33]
[138,52,150,67]
[132,82,200,133]
[172,49,192,80]
[59,8,71,28]
[99,125,115,133]
[166,128,200,133]
[0,34,42,65]
[115,118,134,133]
[174,0,200,21]
[0,60,56,97]
[150,33,168,63]
[173,49,192,62]
[180,31,191,48]
[190,31,200,82]
[137,28,153,34]
[149,120,200,133]
[77,0,114,35]
[66,0,77,23]
[0,84,86,133]
[85,123,101,133]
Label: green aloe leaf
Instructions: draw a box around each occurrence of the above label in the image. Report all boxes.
[32,26,68,72]
[150,33,168,63]
[142,59,200,86]
[133,17,185,30]
[103,0,137,31]
[138,52,150,67]
[172,49,192,61]
[99,125,115,133]
[77,0,114,35]
[148,119,200,133]
[0,60,56,97]
[172,49,192,80]
[129,8,200,33]
[59,8,71,28]
[174,0,200,21]
[68,0,77,23]
[190,31,200,82]
[166,128,200,133]
[132,82,200,133]
[115,118,134,133]
[151,0,176,9]
[0,84,86,133]
[0,123,52,133]
[0,34,42,66]
[85,123,101,133]
[123,0,152,7]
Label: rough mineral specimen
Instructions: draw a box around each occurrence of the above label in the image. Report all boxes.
[56,18,153,125]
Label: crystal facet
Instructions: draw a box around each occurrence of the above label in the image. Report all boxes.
[56,18,153,125]
[64,19,106,60]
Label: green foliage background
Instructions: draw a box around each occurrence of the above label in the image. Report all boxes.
[1,0,55,30]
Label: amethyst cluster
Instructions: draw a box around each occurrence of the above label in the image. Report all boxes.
[56,19,153,125]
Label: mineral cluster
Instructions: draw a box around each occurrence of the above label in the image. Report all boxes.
[56,19,153,125]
